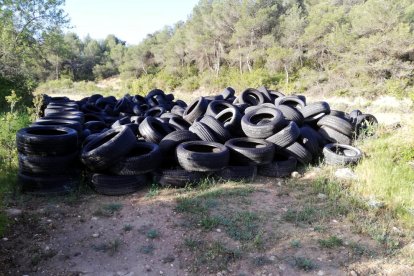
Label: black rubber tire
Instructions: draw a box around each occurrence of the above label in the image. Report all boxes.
[139,117,173,144]
[256,86,272,102]
[318,126,352,145]
[258,155,297,177]
[317,115,353,136]
[44,114,84,124]
[171,105,185,116]
[266,121,300,149]
[355,114,378,136]
[350,109,362,120]
[300,101,330,119]
[244,103,277,114]
[109,142,161,175]
[44,107,78,116]
[84,121,107,134]
[282,142,312,165]
[299,126,322,158]
[159,130,199,154]
[18,172,78,196]
[225,138,275,165]
[275,96,306,109]
[205,100,235,117]
[160,112,180,120]
[144,106,166,117]
[214,165,257,182]
[241,107,285,138]
[16,126,78,156]
[323,143,362,165]
[183,97,208,123]
[215,107,243,136]
[154,168,204,187]
[169,116,191,130]
[91,173,149,196]
[176,141,229,172]
[18,151,78,175]
[221,87,235,100]
[31,119,82,134]
[268,90,285,101]
[81,126,136,171]
[200,115,232,143]
[238,88,265,106]
[111,116,131,128]
[276,105,304,126]
[189,121,217,142]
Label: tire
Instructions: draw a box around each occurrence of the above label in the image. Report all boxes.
[258,155,297,177]
[160,112,180,120]
[355,114,378,136]
[256,86,272,102]
[200,115,232,143]
[215,107,243,136]
[241,107,285,138]
[18,151,78,175]
[317,115,353,136]
[350,109,362,120]
[300,101,330,119]
[109,142,161,175]
[144,106,166,117]
[318,126,352,145]
[214,165,257,182]
[44,114,84,124]
[159,130,199,154]
[323,143,362,165]
[275,96,306,109]
[81,126,136,171]
[276,105,304,126]
[244,103,277,114]
[154,168,204,187]
[237,88,266,106]
[266,121,300,149]
[205,100,235,117]
[171,105,185,116]
[221,87,235,100]
[84,121,107,134]
[91,173,149,196]
[183,97,208,123]
[330,110,352,122]
[18,172,78,196]
[299,126,322,157]
[31,119,82,135]
[176,141,229,172]
[169,116,191,130]
[268,90,285,102]
[189,121,217,142]
[282,142,312,165]
[16,126,78,156]
[139,117,173,144]
[225,138,275,165]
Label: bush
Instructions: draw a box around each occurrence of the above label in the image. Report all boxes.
[180,76,200,91]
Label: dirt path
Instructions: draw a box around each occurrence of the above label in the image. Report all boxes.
[1,173,413,276]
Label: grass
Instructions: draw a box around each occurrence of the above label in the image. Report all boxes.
[146,183,160,198]
[283,206,318,225]
[146,229,160,239]
[139,244,155,254]
[318,236,344,248]
[353,122,414,225]
[92,239,121,256]
[93,203,123,217]
[123,224,133,232]
[294,257,316,271]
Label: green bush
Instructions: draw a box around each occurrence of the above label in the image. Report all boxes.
[180,76,200,91]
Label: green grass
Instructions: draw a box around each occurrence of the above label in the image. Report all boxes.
[318,236,344,248]
[354,123,414,225]
[283,206,318,224]
[92,239,121,256]
[294,257,316,271]
[123,224,133,232]
[93,203,123,217]
[146,229,160,239]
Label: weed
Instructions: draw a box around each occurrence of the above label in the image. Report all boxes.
[184,237,202,250]
[290,239,301,248]
[224,211,259,241]
[283,206,317,224]
[139,244,155,254]
[294,257,316,271]
[252,256,272,267]
[146,183,159,198]
[93,203,123,217]
[200,216,220,230]
[318,236,343,248]
[348,241,371,257]
[146,229,160,239]
[175,197,207,214]
[123,224,133,232]
[92,239,121,256]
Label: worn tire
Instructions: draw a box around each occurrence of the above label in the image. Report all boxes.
[323,143,362,165]
[200,115,232,143]
[159,130,199,153]
[275,96,306,109]
[276,105,304,126]
[241,107,285,138]
[282,142,312,165]
[154,168,204,187]
[189,121,217,142]
[214,165,257,182]
[183,97,208,123]
[91,173,149,195]
[215,107,243,136]
[225,138,275,165]
[18,172,78,196]
[258,155,297,177]
[81,126,136,171]
[266,121,300,149]
[317,115,353,137]
[18,152,78,175]
[300,101,330,119]
[139,117,173,144]
[176,141,229,172]
[318,126,352,145]
[205,100,235,117]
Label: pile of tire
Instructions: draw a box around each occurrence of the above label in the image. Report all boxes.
[18,87,377,196]
[16,97,82,195]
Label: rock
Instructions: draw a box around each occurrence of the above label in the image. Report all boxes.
[159,271,164,275]
[317,271,325,276]
[5,208,22,217]
[317,193,327,199]
[269,255,276,261]
[92,233,100,238]
[216,228,221,233]
[124,273,134,276]
[291,171,300,178]
[91,216,98,221]
[350,271,358,276]
[367,198,385,209]
[145,265,151,272]
[334,168,357,180]
[2,238,8,241]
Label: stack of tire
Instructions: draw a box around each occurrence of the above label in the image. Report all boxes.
[18,86,377,196]
[16,125,79,195]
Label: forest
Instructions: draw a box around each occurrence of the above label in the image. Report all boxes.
[1,0,414,107]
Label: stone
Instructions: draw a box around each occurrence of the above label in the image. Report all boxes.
[350,271,358,276]
[5,208,22,217]
[291,171,300,178]
[334,168,357,180]
[145,265,151,272]
[92,233,99,238]
[317,193,327,199]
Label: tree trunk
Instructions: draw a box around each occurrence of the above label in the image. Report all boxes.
[238,45,242,75]
[284,64,289,85]
[55,54,59,80]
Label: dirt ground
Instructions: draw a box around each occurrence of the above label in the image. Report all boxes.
[1,171,413,276]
